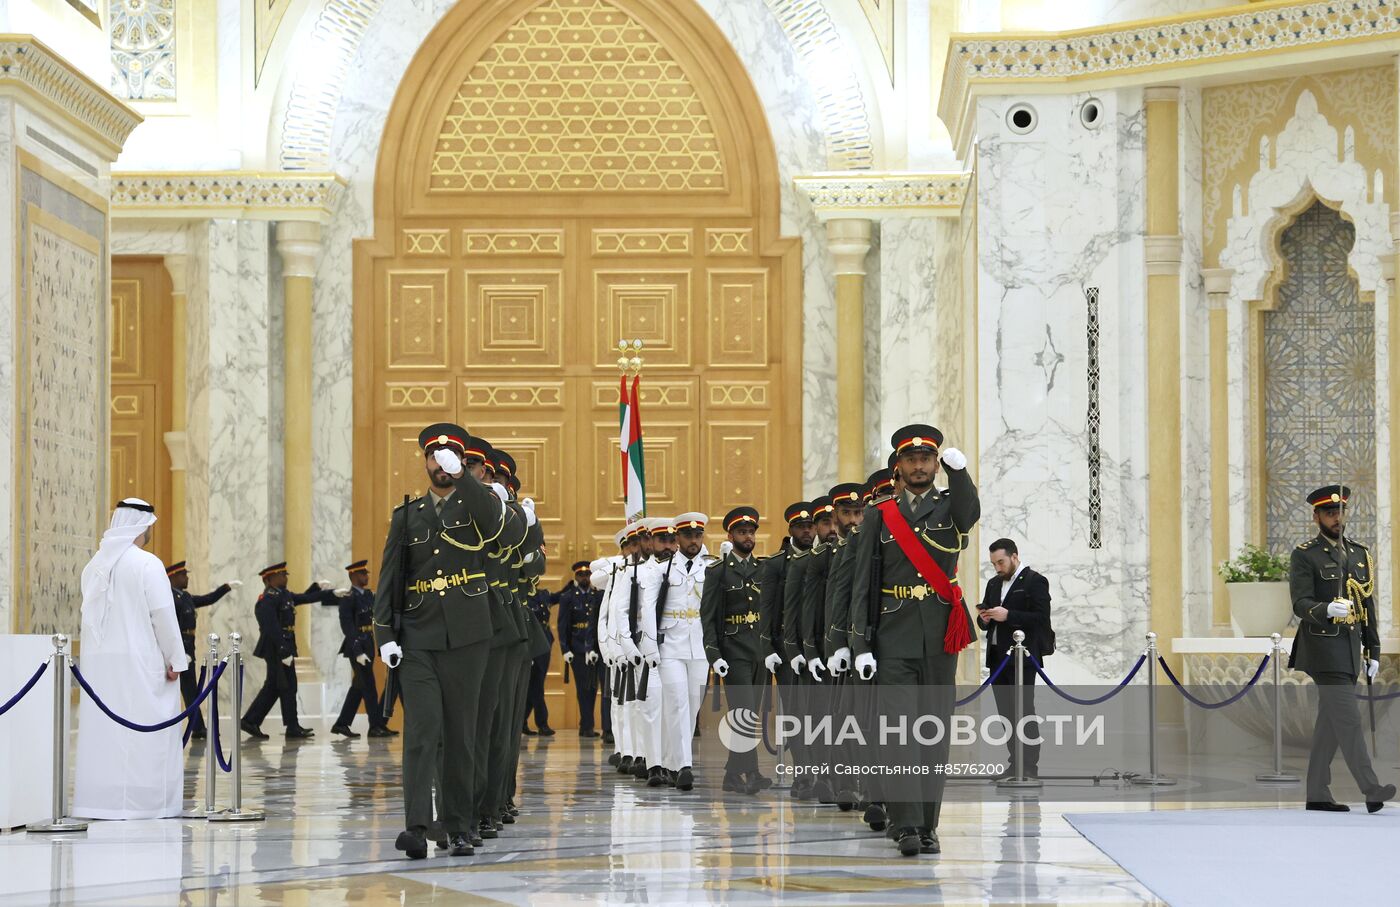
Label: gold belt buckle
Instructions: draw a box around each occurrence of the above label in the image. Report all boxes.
[910,584,928,601]
[431,576,448,592]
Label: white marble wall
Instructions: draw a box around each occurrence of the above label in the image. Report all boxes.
[1219,89,1395,635]
[0,104,16,632]
[976,89,1150,682]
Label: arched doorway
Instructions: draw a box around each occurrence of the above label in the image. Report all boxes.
[353,0,802,725]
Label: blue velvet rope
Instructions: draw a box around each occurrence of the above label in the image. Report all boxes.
[210,664,235,773]
[955,652,1014,707]
[180,664,208,748]
[1157,654,1270,710]
[0,661,49,717]
[1356,685,1400,702]
[70,660,226,732]
[1029,651,1147,705]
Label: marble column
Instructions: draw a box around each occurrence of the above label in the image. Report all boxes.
[276,222,322,658]
[162,254,189,563]
[1391,211,1400,633]
[827,219,872,482]
[1202,268,1233,629]
[1145,86,1185,662]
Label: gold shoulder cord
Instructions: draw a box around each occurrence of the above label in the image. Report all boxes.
[440,513,493,552]
[1345,548,1375,625]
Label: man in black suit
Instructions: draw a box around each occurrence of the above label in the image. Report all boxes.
[977,538,1053,778]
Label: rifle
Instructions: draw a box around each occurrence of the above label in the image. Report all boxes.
[863,506,885,646]
[382,494,411,720]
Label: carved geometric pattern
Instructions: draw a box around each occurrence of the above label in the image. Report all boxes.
[386,270,448,369]
[463,229,564,256]
[429,0,728,193]
[463,270,563,368]
[402,229,449,256]
[385,422,438,511]
[110,394,141,416]
[1263,202,1375,555]
[595,420,693,509]
[594,270,690,367]
[0,39,144,155]
[109,172,344,216]
[592,229,691,255]
[386,382,448,409]
[708,270,767,367]
[591,380,691,409]
[457,422,564,508]
[109,0,177,101]
[462,382,564,409]
[705,421,769,514]
[705,228,752,255]
[793,173,969,214]
[1085,287,1101,550]
[707,382,767,407]
[109,277,142,378]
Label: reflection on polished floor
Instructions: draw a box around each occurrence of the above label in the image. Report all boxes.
[0,731,1196,906]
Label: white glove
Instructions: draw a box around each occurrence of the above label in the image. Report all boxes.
[522,552,536,565]
[380,641,403,668]
[521,498,537,527]
[855,652,877,680]
[764,652,782,674]
[1368,658,1381,679]
[1326,599,1351,619]
[585,651,598,665]
[712,658,730,678]
[720,540,733,558]
[335,587,352,598]
[355,653,369,666]
[226,579,243,589]
[829,647,851,674]
[808,657,825,681]
[789,654,806,675]
[621,638,642,664]
[281,656,294,666]
[940,447,967,471]
[563,651,574,664]
[433,448,463,476]
[316,579,332,590]
[490,482,510,504]
[645,654,660,669]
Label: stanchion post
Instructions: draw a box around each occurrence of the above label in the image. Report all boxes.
[1256,632,1300,784]
[28,634,88,833]
[184,634,222,818]
[209,633,264,822]
[998,630,1042,790]
[1131,631,1177,786]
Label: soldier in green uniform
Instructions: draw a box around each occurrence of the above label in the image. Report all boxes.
[784,497,835,799]
[374,423,520,860]
[850,425,977,857]
[701,507,770,794]
[1290,484,1394,813]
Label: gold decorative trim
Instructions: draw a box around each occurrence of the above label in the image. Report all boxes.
[793,172,969,219]
[0,35,141,159]
[592,229,692,256]
[109,172,345,222]
[462,229,563,256]
[939,0,1400,157]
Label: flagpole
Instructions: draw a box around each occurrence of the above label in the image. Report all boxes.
[616,339,646,522]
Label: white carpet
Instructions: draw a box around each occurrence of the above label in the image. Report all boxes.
[1065,808,1400,906]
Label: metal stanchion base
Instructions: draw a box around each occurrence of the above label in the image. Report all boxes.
[1255,771,1301,783]
[1129,775,1177,786]
[208,808,265,823]
[996,777,1044,790]
[27,818,88,833]
[182,806,222,819]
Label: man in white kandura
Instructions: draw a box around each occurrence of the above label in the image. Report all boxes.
[73,499,190,819]
[640,512,714,791]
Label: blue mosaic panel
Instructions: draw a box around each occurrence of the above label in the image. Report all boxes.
[1263,201,1375,555]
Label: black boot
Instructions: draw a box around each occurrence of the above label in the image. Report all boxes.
[676,767,694,791]
[895,828,921,857]
[395,829,428,860]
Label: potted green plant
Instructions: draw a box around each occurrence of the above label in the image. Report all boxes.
[1218,544,1291,637]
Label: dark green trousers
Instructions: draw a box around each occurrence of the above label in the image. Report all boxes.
[719,658,767,777]
[877,652,957,833]
[485,642,527,816]
[474,645,509,818]
[505,654,532,803]
[399,643,487,833]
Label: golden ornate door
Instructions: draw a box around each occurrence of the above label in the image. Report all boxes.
[110,257,173,560]
[354,0,801,726]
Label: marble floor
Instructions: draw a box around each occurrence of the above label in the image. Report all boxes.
[4,725,1325,906]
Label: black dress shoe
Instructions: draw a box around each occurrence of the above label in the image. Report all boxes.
[895,828,922,857]
[864,803,888,832]
[395,829,428,860]
[722,772,745,792]
[919,831,940,854]
[538,726,556,737]
[286,726,315,739]
[521,726,537,736]
[836,789,858,811]
[608,752,622,767]
[492,818,504,831]
[603,732,615,745]
[676,767,694,791]
[631,759,649,780]
[1367,783,1396,813]
[479,820,498,839]
[331,724,360,738]
[367,726,393,738]
[507,800,519,816]
[501,811,515,824]
[618,755,634,773]
[1306,801,1351,812]
[191,728,207,740]
[815,780,836,804]
[385,726,400,735]
[666,769,677,787]
[646,766,666,787]
[240,720,269,740]
[448,833,474,856]
[470,832,484,848]
[579,729,599,738]
[745,772,773,794]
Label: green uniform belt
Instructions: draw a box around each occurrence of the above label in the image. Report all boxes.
[571,621,590,629]
[725,611,760,626]
[408,569,486,595]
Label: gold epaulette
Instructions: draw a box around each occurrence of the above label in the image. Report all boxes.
[869,493,895,506]
[1297,539,1316,550]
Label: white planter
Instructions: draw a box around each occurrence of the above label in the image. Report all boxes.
[1226,582,1292,637]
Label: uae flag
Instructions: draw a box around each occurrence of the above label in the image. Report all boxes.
[619,375,646,521]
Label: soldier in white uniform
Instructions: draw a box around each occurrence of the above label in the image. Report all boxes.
[641,512,714,791]
[592,526,634,769]
[629,517,675,785]
[608,522,649,775]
